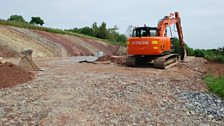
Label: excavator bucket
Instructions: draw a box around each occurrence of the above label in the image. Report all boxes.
[19,50,43,71]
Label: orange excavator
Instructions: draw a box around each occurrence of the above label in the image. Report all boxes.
[126,12,186,69]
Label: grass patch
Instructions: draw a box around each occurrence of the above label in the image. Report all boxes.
[194,49,224,64]
[0,19,124,46]
[204,75,224,98]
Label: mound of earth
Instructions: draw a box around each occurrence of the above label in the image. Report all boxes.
[0,62,34,89]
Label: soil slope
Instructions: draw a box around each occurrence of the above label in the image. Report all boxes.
[0,25,125,58]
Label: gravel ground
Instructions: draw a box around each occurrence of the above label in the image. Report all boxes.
[0,57,223,126]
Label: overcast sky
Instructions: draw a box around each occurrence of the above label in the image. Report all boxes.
[0,0,223,49]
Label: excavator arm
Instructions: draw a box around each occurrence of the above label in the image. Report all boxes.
[156,12,185,60]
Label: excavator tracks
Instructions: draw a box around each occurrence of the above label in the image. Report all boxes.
[126,54,179,69]
[153,54,179,69]
[126,56,137,67]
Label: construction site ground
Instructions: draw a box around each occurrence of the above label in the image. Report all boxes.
[0,56,224,125]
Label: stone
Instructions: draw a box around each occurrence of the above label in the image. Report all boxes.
[0,57,5,64]
[199,123,210,126]
[208,115,214,119]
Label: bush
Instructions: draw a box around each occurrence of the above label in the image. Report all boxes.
[214,55,224,63]
[194,49,205,57]
[171,37,194,56]
[67,22,127,46]
[79,27,94,36]
[204,75,224,98]
[30,17,44,26]
[7,15,26,23]
[186,47,194,56]
[171,38,181,54]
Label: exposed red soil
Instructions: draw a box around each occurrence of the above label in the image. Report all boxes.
[81,38,109,54]
[0,46,18,58]
[34,31,92,56]
[0,62,34,89]
[108,45,121,55]
[80,38,121,55]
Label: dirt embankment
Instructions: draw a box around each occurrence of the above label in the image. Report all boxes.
[0,46,18,58]
[0,25,126,58]
[204,61,224,77]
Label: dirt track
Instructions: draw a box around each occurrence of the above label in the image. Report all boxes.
[0,57,224,125]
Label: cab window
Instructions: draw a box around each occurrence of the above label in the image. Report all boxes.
[132,28,148,37]
[132,27,157,37]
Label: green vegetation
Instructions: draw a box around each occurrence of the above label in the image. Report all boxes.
[204,75,224,98]
[67,22,127,45]
[7,15,26,23]
[0,19,71,34]
[30,17,44,26]
[171,38,224,64]
[171,37,195,56]
[194,48,224,64]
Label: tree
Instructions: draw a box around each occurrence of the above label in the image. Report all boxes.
[117,34,127,43]
[79,27,93,36]
[30,17,44,26]
[7,15,26,23]
[98,22,107,39]
[92,22,99,37]
[67,22,127,45]
[108,25,119,33]
[126,25,135,37]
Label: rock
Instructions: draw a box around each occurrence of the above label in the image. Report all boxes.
[0,57,5,64]
[186,111,191,116]
[177,91,224,121]
[190,110,195,115]
[177,119,182,123]
[1,118,8,122]
[208,115,213,119]
[199,123,210,126]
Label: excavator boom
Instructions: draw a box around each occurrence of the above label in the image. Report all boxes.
[157,12,184,48]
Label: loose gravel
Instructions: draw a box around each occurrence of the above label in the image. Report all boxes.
[0,57,223,126]
[177,91,224,121]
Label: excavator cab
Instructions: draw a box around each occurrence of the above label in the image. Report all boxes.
[132,27,157,37]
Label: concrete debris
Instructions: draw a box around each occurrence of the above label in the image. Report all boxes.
[96,55,126,64]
